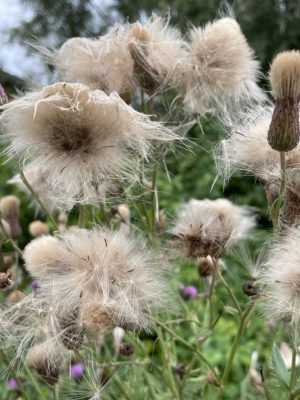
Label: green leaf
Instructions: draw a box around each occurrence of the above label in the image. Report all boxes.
[272,344,290,389]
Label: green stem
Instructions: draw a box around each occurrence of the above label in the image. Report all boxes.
[78,204,85,228]
[289,347,297,398]
[0,217,23,257]
[215,302,255,399]
[18,164,58,230]
[271,151,286,232]
[214,260,241,315]
[151,164,158,233]
[153,318,217,376]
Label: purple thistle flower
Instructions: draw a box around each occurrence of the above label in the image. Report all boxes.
[70,363,84,379]
[31,280,39,291]
[8,378,18,390]
[179,284,198,300]
[0,84,8,105]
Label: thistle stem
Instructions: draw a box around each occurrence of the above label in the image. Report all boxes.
[18,164,58,230]
[289,346,297,399]
[215,302,255,399]
[213,260,241,315]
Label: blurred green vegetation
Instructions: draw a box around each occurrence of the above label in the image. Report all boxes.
[0,1,298,399]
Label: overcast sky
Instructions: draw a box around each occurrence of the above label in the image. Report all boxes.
[0,0,113,85]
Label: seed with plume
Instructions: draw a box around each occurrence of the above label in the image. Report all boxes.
[29,221,49,237]
[52,25,135,99]
[268,51,300,151]
[171,199,255,258]
[0,196,22,238]
[23,228,172,334]
[1,82,178,210]
[214,105,300,184]
[129,15,186,94]
[258,226,300,325]
[26,341,64,385]
[176,17,263,115]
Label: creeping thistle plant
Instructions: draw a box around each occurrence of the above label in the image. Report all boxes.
[0,12,300,400]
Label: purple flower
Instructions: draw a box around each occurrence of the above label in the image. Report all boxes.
[0,84,7,105]
[179,284,198,300]
[31,280,39,291]
[8,378,18,390]
[70,363,84,379]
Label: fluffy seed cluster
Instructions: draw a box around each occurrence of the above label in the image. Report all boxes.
[129,15,186,94]
[1,82,178,209]
[270,51,300,100]
[23,228,171,336]
[259,227,300,325]
[215,106,300,182]
[53,25,135,99]
[171,198,255,258]
[176,17,263,115]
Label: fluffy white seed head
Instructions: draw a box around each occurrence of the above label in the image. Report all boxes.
[0,195,20,218]
[1,82,178,209]
[259,227,300,326]
[53,24,135,99]
[215,106,300,182]
[171,198,255,258]
[129,15,186,94]
[270,50,300,100]
[29,221,49,237]
[176,17,264,115]
[23,228,172,332]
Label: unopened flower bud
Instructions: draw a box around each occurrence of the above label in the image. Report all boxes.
[198,256,214,277]
[174,363,185,379]
[70,363,84,380]
[0,84,8,105]
[179,284,198,300]
[0,270,13,289]
[119,342,134,356]
[7,290,25,304]
[242,281,259,296]
[0,196,22,238]
[206,369,221,387]
[268,51,300,151]
[29,221,49,237]
[111,204,130,224]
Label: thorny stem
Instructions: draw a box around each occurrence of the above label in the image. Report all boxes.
[18,164,58,230]
[0,216,23,257]
[215,302,256,400]
[213,259,242,315]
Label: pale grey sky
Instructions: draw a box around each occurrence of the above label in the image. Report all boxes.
[0,0,113,85]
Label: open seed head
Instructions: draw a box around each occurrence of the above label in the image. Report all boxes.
[1,82,179,210]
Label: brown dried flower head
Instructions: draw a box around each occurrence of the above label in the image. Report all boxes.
[268,51,300,151]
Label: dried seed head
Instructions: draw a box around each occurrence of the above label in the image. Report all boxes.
[29,221,49,237]
[80,303,113,332]
[172,199,255,259]
[0,196,22,238]
[129,23,150,42]
[112,204,130,224]
[7,290,25,304]
[0,270,13,289]
[0,195,20,218]
[26,342,63,385]
[270,51,300,100]
[268,51,300,152]
[119,341,134,356]
[0,219,11,242]
[198,256,214,277]
[59,308,85,350]
[3,255,14,269]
